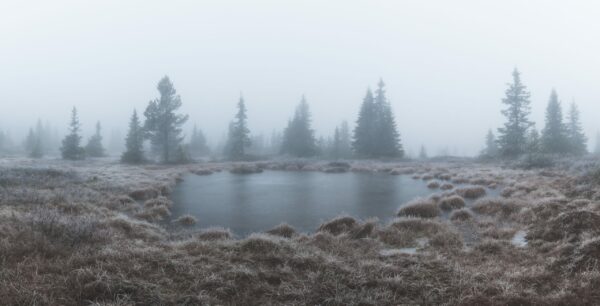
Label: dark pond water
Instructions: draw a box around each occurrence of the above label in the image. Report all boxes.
[170,171,433,235]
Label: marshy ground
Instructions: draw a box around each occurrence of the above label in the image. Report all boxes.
[2,157,600,305]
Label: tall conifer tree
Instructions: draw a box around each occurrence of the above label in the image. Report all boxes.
[143,76,189,163]
[497,69,533,157]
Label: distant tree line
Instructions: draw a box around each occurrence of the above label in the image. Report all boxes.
[482,69,589,163]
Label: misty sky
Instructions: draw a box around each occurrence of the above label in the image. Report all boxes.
[1,0,599,156]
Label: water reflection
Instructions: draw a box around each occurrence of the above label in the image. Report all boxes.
[170,171,432,235]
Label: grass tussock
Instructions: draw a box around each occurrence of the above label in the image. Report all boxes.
[527,210,600,242]
[397,198,440,218]
[456,186,487,199]
[427,180,440,189]
[472,197,522,219]
[197,227,232,241]
[266,223,297,238]
[173,214,197,226]
[439,195,466,211]
[317,215,358,235]
[450,209,473,222]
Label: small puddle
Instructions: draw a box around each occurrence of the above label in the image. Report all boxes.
[511,230,528,247]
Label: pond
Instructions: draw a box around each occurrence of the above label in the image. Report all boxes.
[170,170,434,235]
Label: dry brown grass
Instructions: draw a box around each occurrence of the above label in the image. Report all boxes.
[456,186,487,199]
[397,198,441,218]
[1,159,599,305]
[439,195,466,211]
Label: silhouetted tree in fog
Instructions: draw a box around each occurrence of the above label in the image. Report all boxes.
[566,102,587,155]
[281,96,317,157]
[481,129,499,159]
[373,79,403,157]
[224,96,251,160]
[497,69,534,158]
[143,76,189,163]
[61,107,85,160]
[353,89,376,157]
[121,110,145,164]
[541,90,569,154]
[189,124,210,157]
[85,121,105,157]
[419,145,428,159]
[353,80,403,158]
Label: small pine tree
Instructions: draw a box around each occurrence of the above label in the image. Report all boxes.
[497,69,534,158]
[526,128,542,154]
[189,124,210,157]
[224,96,251,160]
[121,110,145,164]
[566,102,587,155]
[541,90,569,154]
[85,121,105,157]
[61,107,85,160]
[481,129,499,158]
[331,127,342,159]
[419,145,428,159]
[281,96,317,157]
[30,135,43,158]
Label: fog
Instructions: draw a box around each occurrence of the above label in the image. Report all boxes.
[1,0,599,156]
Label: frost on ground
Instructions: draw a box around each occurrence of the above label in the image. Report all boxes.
[2,157,600,304]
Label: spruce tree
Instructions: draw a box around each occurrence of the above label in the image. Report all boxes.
[143,76,189,163]
[481,129,499,158]
[338,121,352,158]
[541,90,569,154]
[566,102,587,155]
[373,79,403,157]
[281,96,317,157]
[24,128,36,153]
[30,134,43,158]
[497,69,533,158]
[331,127,341,159]
[85,121,105,157]
[527,127,542,155]
[189,124,210,157]
[352,89,376,157]
[121,109,145,164]
[224,96,251,160]
[419,145,428,159]
[61,107,85,160]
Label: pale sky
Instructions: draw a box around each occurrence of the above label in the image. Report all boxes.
[1,0,600,155]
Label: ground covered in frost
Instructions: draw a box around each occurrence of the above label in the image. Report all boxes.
[2,157,600,305]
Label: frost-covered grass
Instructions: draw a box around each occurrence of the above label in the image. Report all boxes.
[2,157,600,304]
